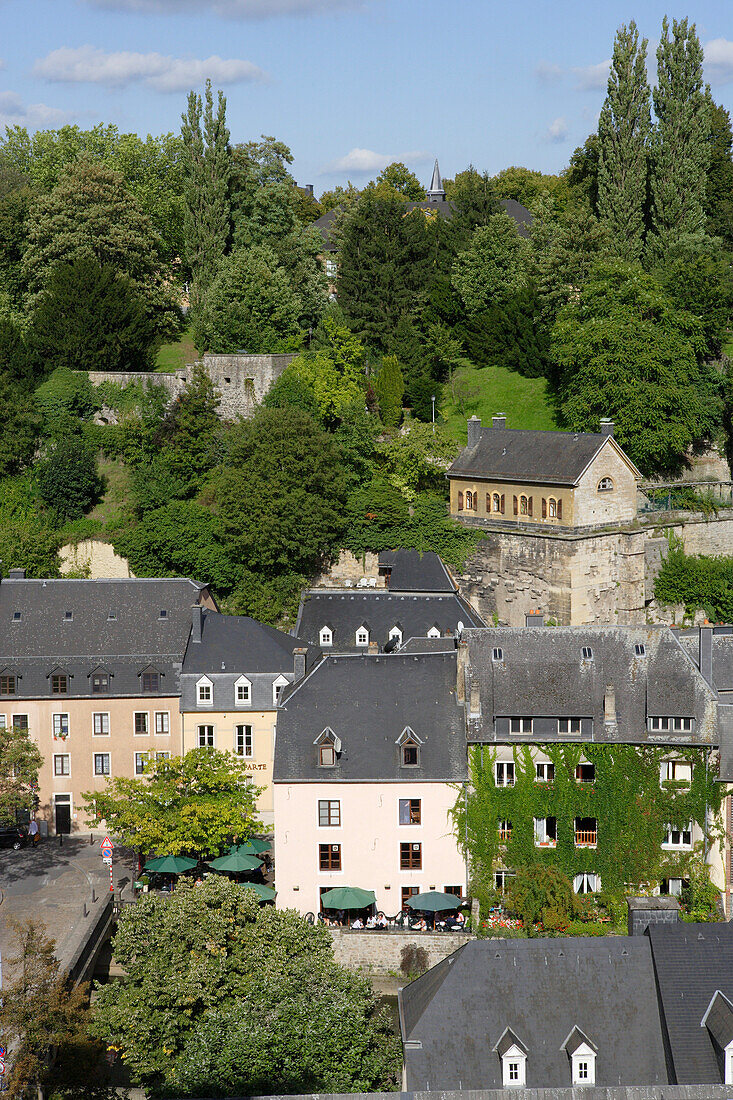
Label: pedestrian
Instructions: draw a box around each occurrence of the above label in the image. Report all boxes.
[28,818,39,847]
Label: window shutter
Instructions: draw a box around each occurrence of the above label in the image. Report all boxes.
[513,495,518,516]
[528,496,533,517]
[557,498,563,519]
[458,491,463,510]
[399,799,409,825]
[542,497,547,518]
[500,493,505,514]
[486,492,490,512]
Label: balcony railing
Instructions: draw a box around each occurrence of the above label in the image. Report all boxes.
[575,830,597,847]
[499,827,512,842]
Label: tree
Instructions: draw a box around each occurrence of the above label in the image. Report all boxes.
[27,256,157,375]
[90,878,401,1096]
[343,476,410,554]
[451,212,531,315]
[230,133,294,235]
[180,80,231,293]
[0,920,89,1100]
[492,166,569,215]
[34,366,98,439]
[531,201,611,331]
[283,317,366,425]
[82,748,261,856]
[375,161,425,199]
[153,362,222,488]
[655,249,733,360]
[318,181,361,213]
[648,17,711,261]
[374,354,404,426]
[597,21,651,261]
[552,262,722,475]
[445,167,502,245]
[198,244,301,353]
[0,723,42,826]
[0,374,40,477]
[0,475,61,576]
[565,133,600,211]
[507,865,580,934]
[115,500,240,589]
[704,99,733,247]
[37,437,103,520]
[459,285,551,379]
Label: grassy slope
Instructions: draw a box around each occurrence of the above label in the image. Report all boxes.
[439,362,558,444]
[155,327,199,372]
[88,457,133,534]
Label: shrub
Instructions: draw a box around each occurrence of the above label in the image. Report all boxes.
[37,438,104,520]
[400,944,429,978]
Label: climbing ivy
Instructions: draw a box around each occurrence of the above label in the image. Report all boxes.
[452,744,723,918]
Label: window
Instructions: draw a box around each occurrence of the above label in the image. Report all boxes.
[12,714,27,731]
[491,492,505,514]
[427,626,441,639]
[319,843,341,870]
[663,822,692,848]
[495,761,515,787]
[53,754,70,776]
[134,712,149,735]
[548,497,557,518]
[465,490,474,511]
[558,717,582,736]
[494,869,515,893]
[519,494,532,516]
[273,676,289,705]
[0,674,16,696]
[389,625,403,646]
[575,817,597,846]
[499,819,512,841]
[235,678,251,704]
[573,872,600,894]
[660,759,692,786]
[107,610,117,621]
[492,647,503,662]
[156,751,170,764]
[134,752,147,776]
[159,609,168,620]
[320,627,333,647]
[575,762,595,783]
[319,743,336,767]
[501,1046,526,1089]
[235,724,253,757]
[597,477,614,492]
[141,670,160,693]
[356,628,369,647]
[536,762,555,782]
[94,753,111,776]
[63,610,73,622]
[401,739,420,767]
[325,258,338,279]
[52,713,69,739]
[509,717,532,735]
[196,678,213,705]
[634,643,646,657]
[91,671,109,694]
[319,799,341,826]
[402,885,419,909]
[197,725,214,748]
[51,673,68,695]
[400,841,422,869]
[534,816,557,846]
[399,798,421,825]
[581,647,593,661]
[444,885,462,897]
[93,712,109,736]
[571,1046,596,1086]
[12,611,20,622]
[457,491,463,510]
[155,711,169,735]
[650,716,694,733]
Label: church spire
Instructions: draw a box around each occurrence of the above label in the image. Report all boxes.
[426,158,445,203]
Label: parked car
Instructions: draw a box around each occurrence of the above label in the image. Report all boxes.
[0,824,27,850]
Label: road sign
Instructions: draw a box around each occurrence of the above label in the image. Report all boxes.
[102,856,112,865]
[100,836,113,858]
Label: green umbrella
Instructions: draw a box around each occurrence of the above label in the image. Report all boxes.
[241,882,276,902]
[229,838,270,855]
[144,855,198,874]
[208,851,262,873]
[406,891,462,912]
[320,886,376,910]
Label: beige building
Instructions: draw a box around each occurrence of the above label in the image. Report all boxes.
[448,416,641,530]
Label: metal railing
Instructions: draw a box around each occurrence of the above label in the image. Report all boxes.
[575,830,598,847]
[638,481,733,514]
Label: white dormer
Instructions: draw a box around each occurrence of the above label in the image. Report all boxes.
[235,675,251,705]
[196,676,213,706]
[320,626,333,647]
[389,625,403,646]
[273,675,289,706]
[494,1029,528,1089]
[314,727,342,766]
[427,624,441,639]
[356,624,370,647]
[701,989,733,1084]
[562,1027,597,1088]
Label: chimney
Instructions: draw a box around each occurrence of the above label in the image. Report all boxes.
[627,896,680,936]
[293,647,307,683]
[492,414,507,430]
[467,416,482,449]
[600,418,614,437]
[191,604,203,643]
[457,638,469,703]
[368,641,379,654]
[469,684,481,718]
[8,568,26,580]
[304,183,314,196]
[604,684,616,725]
[525,611,544,628]
[699,624,713,686]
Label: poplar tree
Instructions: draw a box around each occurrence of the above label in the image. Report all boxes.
[180,79,231,296]
[375,354,405,427]
[597,21,651,261]
[648,17,710,261]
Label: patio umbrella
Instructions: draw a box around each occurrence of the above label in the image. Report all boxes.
[406,891,462,912]
[241,882,276,902]
[144,855,198,874]
[229,838,270,855]
[207,851,262,873]
[320,886,376,910]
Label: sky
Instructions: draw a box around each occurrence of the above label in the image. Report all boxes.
[3,0,733,196]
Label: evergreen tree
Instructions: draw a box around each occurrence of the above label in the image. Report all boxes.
[704,98,733,247]
[180,79,231,295]
[597,21,651,261]
[374,354,405,427]
[648,17,711,261]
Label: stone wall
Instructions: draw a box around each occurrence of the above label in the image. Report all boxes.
[328,928,471,974]
[314,550,384,588]
[59,539,133,579]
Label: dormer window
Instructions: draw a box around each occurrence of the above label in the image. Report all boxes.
[492,647,503,662]
[397,727,423,768]
[159,609,168,620]
[356,626,369,647]
[495,1030,527,1089]
[51,672,68,695]
[0,673,16,696]
[64,610,73,622]
[634,643,646,657]
[315,727,341,767]
[273,675,289,706]
[91,669,110,694]
[320,626,333,647]
[108,610,117,621]
[562,1028,598,1087]
[597,477,614,492]
[427,625,441,639]
[235,676,251,705]
[196,676,213,705]
[12,611,20,622]
[581,646,593,661]
[389,625,403,646]
[141,669,160,693]
[701,991,733,1084]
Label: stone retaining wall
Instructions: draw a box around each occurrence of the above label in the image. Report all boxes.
[328,928,471,974]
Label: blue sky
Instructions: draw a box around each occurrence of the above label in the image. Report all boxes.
[3,0,733,196]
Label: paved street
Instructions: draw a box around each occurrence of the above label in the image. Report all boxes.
[0,833,136,979]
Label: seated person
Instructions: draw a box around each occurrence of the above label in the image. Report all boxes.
[366,915,377,929]
[376,912,388,928]
[351,917,364,929]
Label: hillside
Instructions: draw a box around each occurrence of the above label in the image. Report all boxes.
[439,363,558,444]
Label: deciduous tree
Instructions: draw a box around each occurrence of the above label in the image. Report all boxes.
[0,723,42,826]
[180,80,231,293]
[375,161,425,199]
[451,212,531,315]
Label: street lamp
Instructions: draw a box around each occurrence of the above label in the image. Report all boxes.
[431,394,435,433]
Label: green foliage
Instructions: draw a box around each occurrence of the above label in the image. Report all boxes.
[654,546,733,622]
[342,476,410,554]
[440,360,557,442]
[224,571,307,629]
[153,363,222,489]
[37,436,103,521]
[451,212,531,315]
[0,723,42,825]
[35,367,98,437]
[375,161,425,199]
[262,368,320,418]
[180,80,231,294]
[453,743,723,921]
[91,878,401,1096]
[377,422,458,500]
[531,200,611,332]
[82,748,261,856]
[0,373,40,477]
[565,133,600,211]
[492,165,569,216]
[704,100,733,248]
[459,285,551,379]
[654,249,733,360]
[283,317,365,424]
[507,865,580,934]
[0,474,61,575]
[374,354,404,427]
[114,501,239,589]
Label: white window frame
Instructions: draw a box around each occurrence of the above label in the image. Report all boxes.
[660,759,692,787]
[53,753,70,777]
[389,626,403,646]
[319,627,333,647]
[726,1042,733,1085]
[196,676,213,706]
[154,711,170,736]
[494,869,515,892]
[597,476,614,492]
[536,761,554,782]
[197,724,215,749]
[427,626,441,639]
[662,822,693,849]
[235,724,253,757]
[355,628,369,647]
[52,712,70,739]
[273,675,289,706]
[650,716,694,733]
[235,676,252,705]
[93,752,111,777]
[133,711,149,736]
[509,717,532,735]
[92,712,110,736]
[318,798,341,827]
[134,751,147,776]
[558,718,581,736]
[502,1047,526,1089]
[534,816,557,847]
[495,760,515,787]
[573,872,600,894]
[571,1045,596,1086]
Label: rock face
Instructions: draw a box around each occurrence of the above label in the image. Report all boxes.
[59,539,133,579]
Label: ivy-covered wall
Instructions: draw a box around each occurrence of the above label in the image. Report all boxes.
[453,744,724,908]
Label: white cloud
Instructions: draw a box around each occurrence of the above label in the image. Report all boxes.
[705,38,733,84]
[33,45,266,92]
[545,116,568,143]
[573,59,610,90]
[84,0,368,17]
[0,91,72,128]
[325,147,428,174]
[535,61,563,84]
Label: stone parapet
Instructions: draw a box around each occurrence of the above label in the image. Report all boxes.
[327,928,471,974]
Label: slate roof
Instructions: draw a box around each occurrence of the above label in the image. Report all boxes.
[273,651,466,783]
[294,590,484,653]
[461,625,721,753]
[378,549,456,593]
[649,922,733,1084]
[0,577,210,698]
[678,629,733,693]
[448,425,642,486]
[399,937,668,1090]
